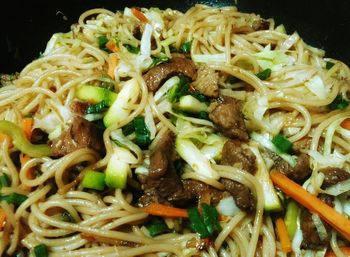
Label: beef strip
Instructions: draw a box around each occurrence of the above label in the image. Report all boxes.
[182,179,225,205]
[30,128,48,144]
[320,167,350,188]
[300,209,331,249]
[292,137,311,153]
[70,101,89,116]
[49,116,104,157]
[138,130,190,207]
[220,178,255,212]
[209,96,249,141]
[271,153,311,183]
[190,65,219,97]
[143,56,197,92]
[221,139,256,174]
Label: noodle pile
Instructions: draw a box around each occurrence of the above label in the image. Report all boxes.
[0,4,349,257]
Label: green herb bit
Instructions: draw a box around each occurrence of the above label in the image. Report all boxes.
[187,207,210,238]
[81,170,106,191]
[97,36,109,52]
[122,121,135,136]
[272,133,293,154]
[329,95,349,110]
[256,68,272,80]
[150,53,170,68]
[180,40,192,54]
[0,174,10,189]
[33,244,48,257]
[85,100,109,114]
[147,219,169,237]
[167,76,190,103]
[124,44,140,54]
[0,193,28,206]
[133,116,151,147]
[190,91,209,104]
[61,210,75,223]
[325,61,335,70]
[197,111,210,120]
[201,203,221,235]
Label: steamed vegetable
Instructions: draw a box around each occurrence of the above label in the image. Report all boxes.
[76,85,117,105]
[133,116,152,147]
[177,95,208,113]
[284,200,300,238]
[167,76,190,103]
[0,121,51,158]
[105,153,130,189]
[270,171,350,241]
[81,170,106,191]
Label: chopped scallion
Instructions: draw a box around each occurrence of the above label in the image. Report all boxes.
[272,134,293,154]
[325,61,335,70]
[187,207,211,238]
[329,95,349,110]
[133,116,151,147]
[180,40,192,54]
[150,53,169,68]
[256,68,272,80]
[97,36,109,52]
[0,193,27,205]
[167,76,190,103]
[201,203,221,235]
[33,244,48,257]
[146,219,169,237]
[85,100,109,114]
[81,170,106,191]
[122,121,135,136]
[124,44,140,54]
[0,174,10,189]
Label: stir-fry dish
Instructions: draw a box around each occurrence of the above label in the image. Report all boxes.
[0,4,350,257]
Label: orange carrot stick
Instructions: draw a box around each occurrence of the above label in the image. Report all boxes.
[325,247,350,257]
[270,171,350,241]
[341,118,350,130]
[131,8,149,23]
[20,117,33,140]
[108,55,118,80]
[106,40,119,53]
[142,203,188,218]
[275,218,292,253]
[0,209,7,231]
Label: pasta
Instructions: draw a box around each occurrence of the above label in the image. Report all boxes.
[0,4,349,257]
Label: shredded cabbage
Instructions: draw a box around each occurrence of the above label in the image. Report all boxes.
[305,75,329,100]
[216,196,240,216]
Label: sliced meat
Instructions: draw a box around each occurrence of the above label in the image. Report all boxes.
[271,153,311,183]
[191,65,219,97]
[182,179,225,205]
[70,101,89,116]
[252,19,270,31]
[209,97,249,141]
[49,117,104,157]
[320,167,350,188]
[132,25,142,40]
[220,178,255,212]
[143,56,197,92]
[138,130,190,207]
[292,137,311,153]
[300,209,330,249]
[30,128,48,144]
[221,139,256,174]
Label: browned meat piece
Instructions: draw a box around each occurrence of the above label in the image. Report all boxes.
[318,193,334,207]
[70,101,89,116]
[300,209,330,249]
[320,167,350,188]
[143,56,197,92]
[209,97,249,141]
[49,117,104,157]
[132,25,142,40]
[271,153,311,183]
[138,130,190,207]
[30,128,48,144]
[220,178,255,212]
[221,139,256,174]
[292,137,311,153]
[182,179,224,204]
[252,19,270,30]
[191,65,219,97]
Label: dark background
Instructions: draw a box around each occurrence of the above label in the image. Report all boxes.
[1,0,349,73]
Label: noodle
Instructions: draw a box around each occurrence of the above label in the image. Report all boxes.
[0,4,349,257]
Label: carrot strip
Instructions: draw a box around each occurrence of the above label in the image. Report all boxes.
[275,218,292,253]
[270,171,350,241]
[0,209,7,231]
[106,40,119,53]
[108,55,118,80]
[341,118,350,130]
[20,117,33,140]
[142,203,188,218]
[325,247,350,257]
[131,8,149,23]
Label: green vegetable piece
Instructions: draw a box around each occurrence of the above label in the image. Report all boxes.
[97,36,109,52]
[177,95,208,113]
[197,111,210,120]
[133,117,151,147]
[329,95,349,110]
[85,100,109,114]
[61,211,75,223]
[325,61,335,70]
[169,45,178,53]
[272,133,293,154]
[150,53,169,68]
[76,85,117,106]
[0,174,10,189]
[122,121,135,136]
[0,193,28,205]
[284,201,300,238]
[256,68,272,80]
[81,170,106,191]
[147,219,169,237]
[180,40,192,54]
[187,207,210,238]
[105,153,129,189]
[190,91,209,104]
[124,44,140,54]
[33,244,48,257]
[167,76,190,103]
[0,121,51,158]
[201,203,221,235]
